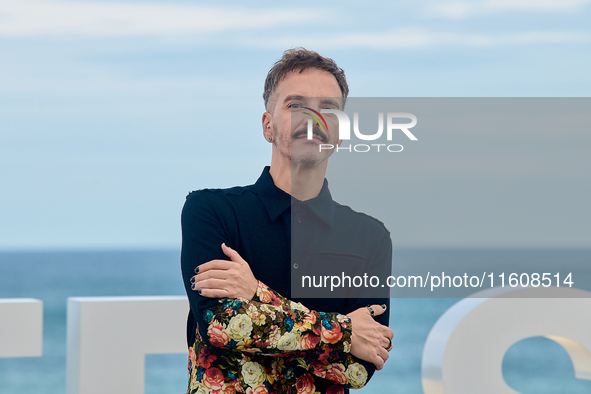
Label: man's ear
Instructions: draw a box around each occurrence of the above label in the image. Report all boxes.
[337,139,343,147]
[262,112,273,135]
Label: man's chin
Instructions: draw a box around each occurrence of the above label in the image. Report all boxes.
[290,150,332,167]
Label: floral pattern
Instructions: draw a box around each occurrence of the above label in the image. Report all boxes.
[187,282,368,393]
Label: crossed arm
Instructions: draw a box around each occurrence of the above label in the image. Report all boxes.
[180,190,393,389]
[192,243,394,370]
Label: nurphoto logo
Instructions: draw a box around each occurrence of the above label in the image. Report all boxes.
[306,109,418,153]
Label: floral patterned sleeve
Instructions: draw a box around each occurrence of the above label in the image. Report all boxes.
[252,281,370,389]
[202,281,369,389]
[205,281,350,361]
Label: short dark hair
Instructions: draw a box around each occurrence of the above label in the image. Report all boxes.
[263,48,349,111]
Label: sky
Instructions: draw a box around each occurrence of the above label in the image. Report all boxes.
[1,0,590,250]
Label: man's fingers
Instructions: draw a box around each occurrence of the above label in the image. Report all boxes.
[369,303,387,317]
[369,343,390,369]
[191,276,232,298]
[197,288,230,298]
[382,335,394,351]
[387,341,394,352]
[378,347,389,363]
[195,245,245,275]
[193,268,232,282]
[381,346,390,360]
[221,243,244,263]
[193,277,228,291]
[197,260,236,274]
[371,353,385,370]
[380,326,394,340]
[190,246,258,300]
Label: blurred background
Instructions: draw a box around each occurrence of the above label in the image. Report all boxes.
[1,0,590,393]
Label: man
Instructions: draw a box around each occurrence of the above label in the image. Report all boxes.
[181,48,393,394]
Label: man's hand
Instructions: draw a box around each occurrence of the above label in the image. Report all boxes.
[347,304,394,370]
[191,243,259,300]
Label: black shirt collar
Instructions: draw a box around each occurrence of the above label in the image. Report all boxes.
[254,166,335,228]
[254,167,291,222]
[296,179,335,229]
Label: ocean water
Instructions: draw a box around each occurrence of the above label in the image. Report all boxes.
[1,249,590,394]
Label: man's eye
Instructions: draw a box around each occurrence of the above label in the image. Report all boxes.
[289,103,301,109]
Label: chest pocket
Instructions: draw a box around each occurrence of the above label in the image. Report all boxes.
[310,251,367,277]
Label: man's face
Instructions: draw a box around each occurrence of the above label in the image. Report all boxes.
[267,69,343,167]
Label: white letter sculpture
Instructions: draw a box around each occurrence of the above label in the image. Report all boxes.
[67,296,189,394]
[422,287,591,394]
[0,298,43,358]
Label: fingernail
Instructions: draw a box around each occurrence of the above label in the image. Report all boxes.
[382,304,387,310]
[190,277,195,284]
[194,266,199,274]
[191,283,195,290]
[198,289,202,295]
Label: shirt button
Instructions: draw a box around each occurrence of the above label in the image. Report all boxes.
[297,216,302,223]
[293,263,299,269]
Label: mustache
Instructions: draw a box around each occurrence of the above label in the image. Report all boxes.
[292,125,328,143]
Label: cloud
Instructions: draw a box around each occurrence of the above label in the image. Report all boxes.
[0,0,315,37]
[1,0,588,51]
[244,29,590,50]
[426,0,591,19]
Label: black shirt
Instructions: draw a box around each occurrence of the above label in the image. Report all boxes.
[181,166,392,391]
